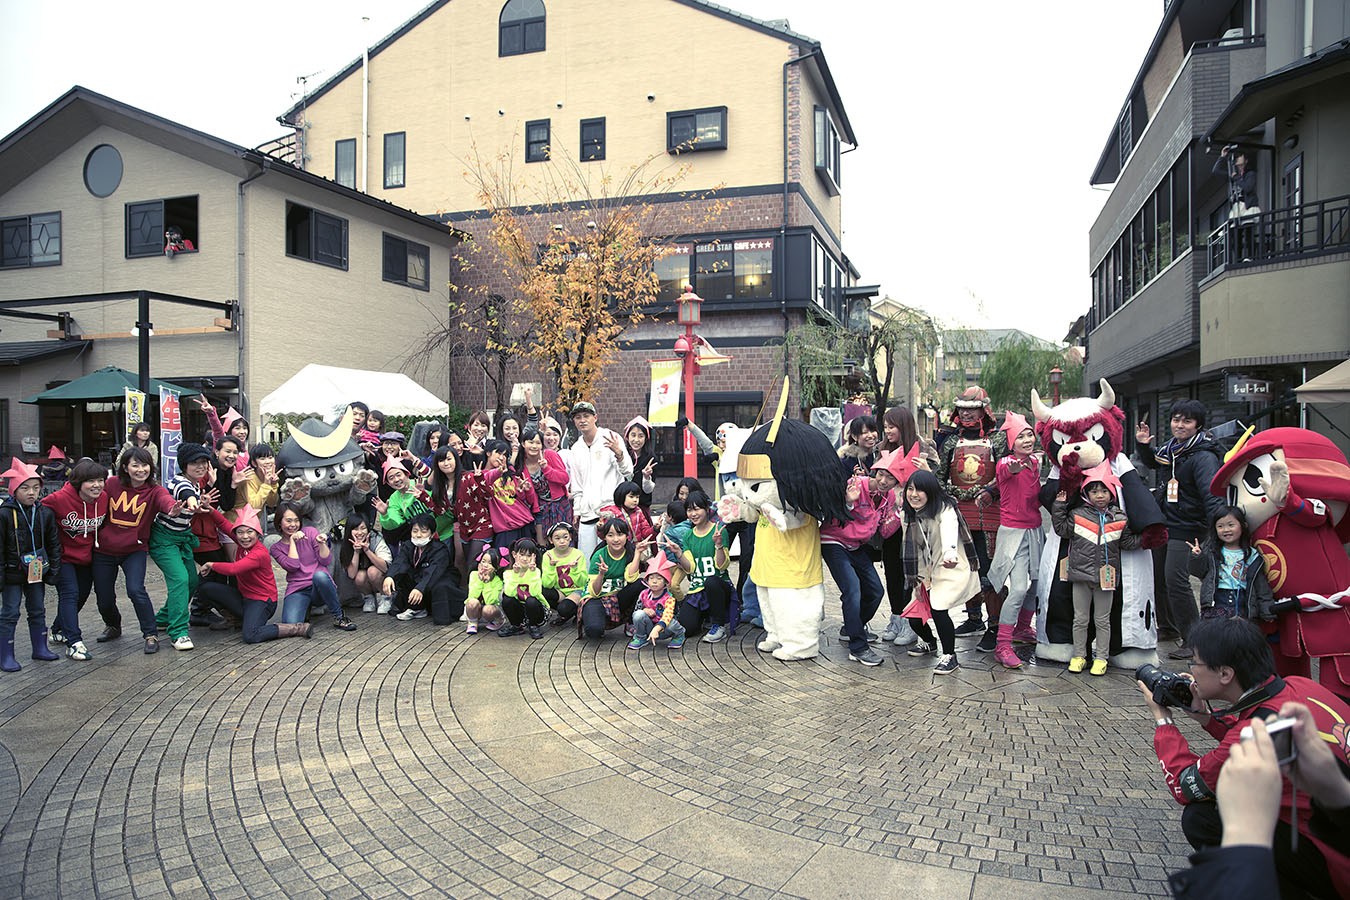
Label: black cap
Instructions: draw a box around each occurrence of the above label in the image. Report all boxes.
[176,442,212,466]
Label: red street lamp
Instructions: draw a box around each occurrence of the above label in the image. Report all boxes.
[1048,365,1063,406]
[675,284,704,477]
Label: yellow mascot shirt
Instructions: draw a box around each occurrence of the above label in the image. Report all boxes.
[750,514,823,588]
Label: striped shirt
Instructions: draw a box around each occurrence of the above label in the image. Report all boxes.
[154,476,199,533]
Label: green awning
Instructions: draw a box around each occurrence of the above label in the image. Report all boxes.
[22,366,200,405]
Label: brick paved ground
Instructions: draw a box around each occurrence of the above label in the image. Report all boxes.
[0,561,1195,900]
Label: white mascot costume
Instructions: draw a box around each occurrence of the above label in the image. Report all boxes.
[718,383,849,660]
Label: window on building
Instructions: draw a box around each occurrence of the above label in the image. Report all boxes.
[1172,157,1190,259]
[655,244,691,304]
[285,201,348,270]
[689,238,775,301]
[126,196,198,258]
[500,0,545,56]
[382,233,430,290]
[383,132,406,188]
[1282,153,1303,249]
[526,119,550,162]
[1118,102,1133,170]
[1,212,61,269]
[667,107,727,153]
[580,117,605,161]
[814,106,841,194]
[336,139,356,188]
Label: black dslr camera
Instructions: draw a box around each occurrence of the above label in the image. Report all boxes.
[1137,663,1194,708]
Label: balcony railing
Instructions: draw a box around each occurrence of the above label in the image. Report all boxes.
[1206,194,1350,276]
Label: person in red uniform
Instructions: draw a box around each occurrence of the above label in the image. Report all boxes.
[1138,616,1350,898]
[1210,427,1350,698]
[935,385,1010,651]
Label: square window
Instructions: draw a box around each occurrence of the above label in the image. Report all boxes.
[125,197,198,258]
[0,215,55,268]
[580,117,605,162]
[654,244,691,304]
[814,106,841,194]
[526,119,550,163]
[336,139,356,188]
[285,201,348,270]
[384,132,406,189]
[382,233,430,290]
[667,107,727,153]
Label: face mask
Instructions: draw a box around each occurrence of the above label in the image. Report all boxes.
[410,536,431,547]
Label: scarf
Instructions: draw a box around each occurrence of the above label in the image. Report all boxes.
[900,503,980,587]
[1154,432,1202,467]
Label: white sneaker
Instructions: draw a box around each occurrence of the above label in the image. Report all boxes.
[67,641,91,661]
[377,596,392,615]
[362,596,377,613]
[880,614,902,642]
[395,609,427,621]
[172,636,195,651]
[891,617,919,647]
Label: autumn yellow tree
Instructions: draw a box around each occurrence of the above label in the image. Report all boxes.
[437,140,727,413]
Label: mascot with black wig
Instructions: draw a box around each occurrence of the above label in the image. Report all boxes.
[718,382,849,661]
[274,406,379,542]
[1032,379,1168,668]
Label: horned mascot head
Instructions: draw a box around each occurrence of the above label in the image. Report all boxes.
[1030,378,1124,472]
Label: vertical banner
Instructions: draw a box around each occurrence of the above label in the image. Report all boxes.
[648,360,683,426]
[124,387,146,442]
[159,387,182,484]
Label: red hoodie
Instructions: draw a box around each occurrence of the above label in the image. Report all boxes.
[100,476,175,555]
[42,482,109,566]
[209,540,278,603]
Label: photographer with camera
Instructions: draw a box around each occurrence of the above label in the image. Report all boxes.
[1138,618,1350,898]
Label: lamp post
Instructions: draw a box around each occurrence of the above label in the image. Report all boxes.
[674,284,704,477]
[1049,365,1063,406]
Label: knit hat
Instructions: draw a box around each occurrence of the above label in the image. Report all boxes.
[643,553,675,585]
[383,457,410,485]
[1,457,42,495]
[541,416,564,436]
[175,442,212,467]
[232,506,263,537]
[1000,410,1033,445]
[1080,460,1122,503]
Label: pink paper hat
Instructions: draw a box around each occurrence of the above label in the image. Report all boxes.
[2,457,42,494]
[47,445,66,460]
[383,457,410,484]
[232,506,263,536]
[872,441,923,484]
[220,407,246,431]
[1000,411,1033,445]
[1080,460,1122,502]
[643,553,676,584]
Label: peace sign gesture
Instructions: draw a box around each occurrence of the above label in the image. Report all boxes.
[1188,538,1203,556]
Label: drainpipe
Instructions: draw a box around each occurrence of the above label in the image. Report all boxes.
[361,21,370,193]
[237,160,266,421]
[782,46,822,375]
[1303,0,1315,56]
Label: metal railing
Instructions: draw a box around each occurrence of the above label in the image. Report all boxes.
[1206,194,1350,275]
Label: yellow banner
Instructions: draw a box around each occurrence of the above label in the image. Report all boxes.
[648,360,683,426]
[124,387,146,440]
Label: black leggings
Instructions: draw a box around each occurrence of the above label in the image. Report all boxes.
[676,575,732,634]
[882,532,912,616]
[908,608,956,655]
[545,587,580,621]
[197,582,278,644]
[581,583,642,638]
[389,574,466,625]
[502,594,546,627]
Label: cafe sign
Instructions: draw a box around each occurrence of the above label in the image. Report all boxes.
[1226,375,1272,402]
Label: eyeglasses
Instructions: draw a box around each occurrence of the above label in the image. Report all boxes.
[1186,661,1211,670]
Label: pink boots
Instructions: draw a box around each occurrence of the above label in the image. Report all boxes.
[995,624,1022,668]
[1012,607,1037,644]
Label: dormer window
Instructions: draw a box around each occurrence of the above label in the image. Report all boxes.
[500,0,545,57]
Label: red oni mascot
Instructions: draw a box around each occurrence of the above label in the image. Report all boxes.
[1210,427,1350,697]
[1032,379,1168,667]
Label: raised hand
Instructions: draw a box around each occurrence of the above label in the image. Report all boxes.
[1259,460,1291,509]
[643,458,655,478]
[232,466,253,488]
[201,487,220,509]
[373,497,389,515]
[192,396,212,411]
[1188,538,1203,556]
[167,499,186,518]
[713,525,724,549]
[604,431,625,460]
[1135,416,1152,445]
[845,480,862,504]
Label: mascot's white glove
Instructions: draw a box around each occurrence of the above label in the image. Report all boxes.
[759,502,788,533]
[1260,460,1291,510]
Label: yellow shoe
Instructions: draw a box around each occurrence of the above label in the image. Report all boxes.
[1090,659,1108,676]
[1068,656,1087,673]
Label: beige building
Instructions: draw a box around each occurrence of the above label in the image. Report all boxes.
[0,87,461,461]
[282,0,864,466]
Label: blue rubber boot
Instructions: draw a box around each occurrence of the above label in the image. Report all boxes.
[0,636,19,672]
[30,626,59,661]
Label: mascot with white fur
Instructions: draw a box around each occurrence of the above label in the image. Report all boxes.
[717,382,849,660]
[274,406,379,542]
[1210,427,1350,696]
[1032,379,1168,668]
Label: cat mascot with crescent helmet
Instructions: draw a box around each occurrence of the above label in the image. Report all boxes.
[1031,379,1168,668]
[717,381,849,660]
[1211,427,1350,698]
[275,406,379,542]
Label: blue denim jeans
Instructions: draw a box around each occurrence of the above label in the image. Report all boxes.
[633,607,685,642]
[1,583,47,639]
[739,577,760,622]
[54,562,95,643]
[91,550,159,638]
[821,542,884,654]
[281,569,341,623]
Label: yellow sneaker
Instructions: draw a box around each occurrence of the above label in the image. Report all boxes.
[1090,659,1108,676]
[1068,656,1087,673]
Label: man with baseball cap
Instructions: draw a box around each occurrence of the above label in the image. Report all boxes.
[565,400,633,559]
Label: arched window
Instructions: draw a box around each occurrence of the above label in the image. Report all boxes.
[500,0,545,56]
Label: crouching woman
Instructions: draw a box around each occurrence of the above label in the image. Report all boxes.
[197,508,311,643]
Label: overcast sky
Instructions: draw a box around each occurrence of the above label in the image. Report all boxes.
[1,0,1162,344]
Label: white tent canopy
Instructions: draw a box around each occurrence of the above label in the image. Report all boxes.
[259,364,448,421]
[1296,359,1350,404]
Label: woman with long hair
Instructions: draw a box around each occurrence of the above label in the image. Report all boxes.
[877,406,939,645]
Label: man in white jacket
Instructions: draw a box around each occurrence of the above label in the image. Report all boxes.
[566,401,634,559]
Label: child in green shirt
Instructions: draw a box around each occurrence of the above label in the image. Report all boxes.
[465,546,505,635]
[582,516,644,640]
[500,538,547,639]
[542,522,587,625]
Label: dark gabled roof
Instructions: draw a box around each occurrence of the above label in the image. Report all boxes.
[0,86,461,238]
[279,0,857,145]
[0,340,90,366]
[1205,38,1350,142]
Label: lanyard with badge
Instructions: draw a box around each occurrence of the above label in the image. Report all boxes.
[1098,509,1118,591]
[15,507,47,583]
